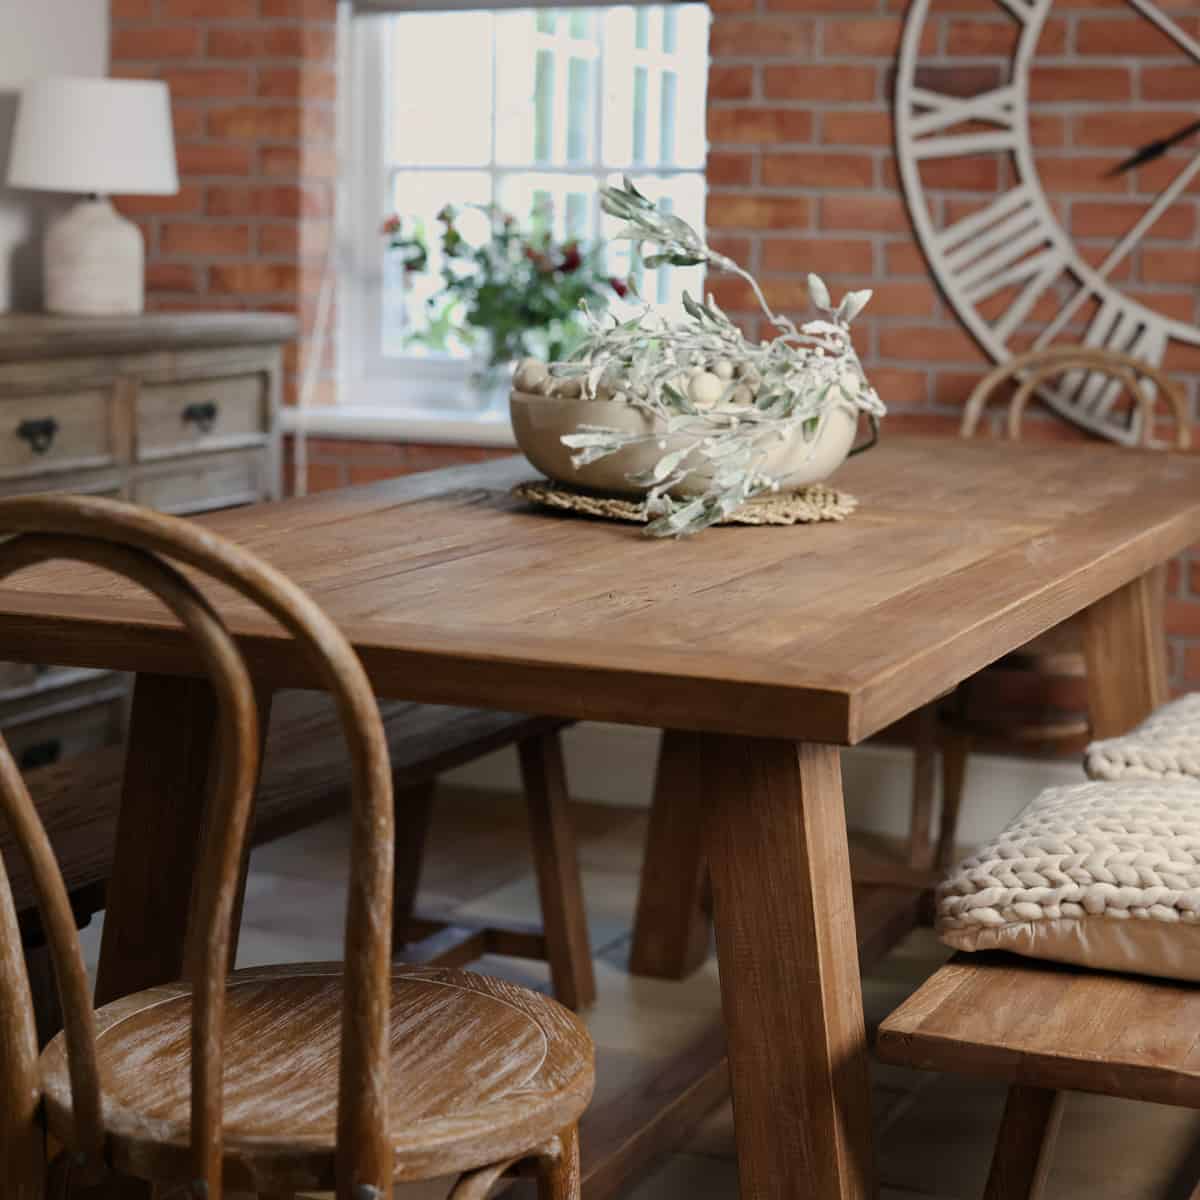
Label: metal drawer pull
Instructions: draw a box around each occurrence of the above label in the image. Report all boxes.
[17,417,59,455]
[182,400,219,434]
[19,738,61,770]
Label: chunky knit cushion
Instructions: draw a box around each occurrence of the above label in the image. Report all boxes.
[1086,693,1200,782]
[938,780,1200,982]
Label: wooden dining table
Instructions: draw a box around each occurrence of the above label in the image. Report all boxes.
[1,434,1199,1199]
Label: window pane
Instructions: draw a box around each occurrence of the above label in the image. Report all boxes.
[535,9,555,33]
[534,49,555,163]
[635,7,649,49]
[662,6,678,52]
[659,70,677,164]
[567,57,592,164]
[568,8,590,38]
[632,66,648,163]
[566,192,590,239]
[389,13,493,167]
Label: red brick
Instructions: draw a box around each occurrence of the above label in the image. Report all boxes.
[763,236,874,275]
[176,143,253,176]
[708,65,754,101]
[821,18,906,57]
[1029,66,1132,103]
[1142,66,1200,102]
[1143,248,1200,286]
[258,66,337,101]
[209,262,301,294]
[878,324,987,365]
[262,26,337,60]
[1167,597,1200,637]
[818,193,908,233]
[1078,16,1200,56]
[206,28,265,59]
[821,111,892,146]
[707,193,811,230]
[161,223,251,257]
[259,225,300,257]
[862,279,939,319]
[1071,200,1194,240]
[708,107,812,145]
[207,105,306,141]
[110,27,201,60]
[260,0,337,16]
[883,240,928,276]
[161,67,252,100]
[111,0,154,17]
[160,0,251,16]
[762,152,874,189]
[763,64,877,102]
[146,263,200,293]
[172,107,205,140]
[710,18,813,57]
[866,368,929,407]
[706,152,754,187]
[1076,110,1196,148]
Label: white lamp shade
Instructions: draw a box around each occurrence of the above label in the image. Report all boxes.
[7,77,179,196]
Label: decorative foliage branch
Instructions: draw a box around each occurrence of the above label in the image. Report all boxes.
[542,179,885,536]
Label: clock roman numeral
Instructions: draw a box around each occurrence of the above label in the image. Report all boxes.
[906,84,1021,158]
[994,0,1045,24]
[933,184,1068,342]
[1035,296,1170,443]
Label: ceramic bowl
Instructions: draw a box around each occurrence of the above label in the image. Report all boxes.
[509,389,860,497]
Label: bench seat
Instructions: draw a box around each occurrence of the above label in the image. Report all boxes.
[876,951,1200,1110]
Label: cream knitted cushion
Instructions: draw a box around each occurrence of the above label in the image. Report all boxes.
[938,779,1200,982]
[1086,693,1200,782]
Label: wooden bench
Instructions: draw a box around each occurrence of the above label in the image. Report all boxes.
[12,689,594,1041]
[876,952,1200,1198]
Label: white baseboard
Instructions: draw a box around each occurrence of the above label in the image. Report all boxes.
[443,721,1084,846]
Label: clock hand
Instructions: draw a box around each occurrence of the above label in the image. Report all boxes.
[1039,147,1200,347]
[1106,117,1200,177]
[1125,0,1200,66]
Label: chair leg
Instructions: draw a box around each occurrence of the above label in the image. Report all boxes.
[538,1126,582,1200]
[518,732,596,1010]
[629,730,711,980]
[391,779,437,953]
[983,1086,1065,1200]
[909,702,939,869]
[936,728,972,870]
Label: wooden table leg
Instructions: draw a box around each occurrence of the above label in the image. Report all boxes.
[95,674,221,1007]
[704,735,874,1200]
[629,730,711,980]
[1081,567,1169,737]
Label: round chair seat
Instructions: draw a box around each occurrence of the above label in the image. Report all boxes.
[40,962,594,1194]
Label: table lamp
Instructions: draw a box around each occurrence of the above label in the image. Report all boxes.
[6,77,179,316]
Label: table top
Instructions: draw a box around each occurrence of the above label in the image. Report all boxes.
[0,436,1198,744]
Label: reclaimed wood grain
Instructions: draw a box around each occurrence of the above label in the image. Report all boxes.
[0,439,1195,744]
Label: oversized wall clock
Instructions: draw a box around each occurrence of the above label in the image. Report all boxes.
[895,0,1200,445]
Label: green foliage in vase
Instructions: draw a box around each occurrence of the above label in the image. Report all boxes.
[550,178,886,537]
[382,204,625,367]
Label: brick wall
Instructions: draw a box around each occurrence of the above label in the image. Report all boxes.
[109,0,338,408]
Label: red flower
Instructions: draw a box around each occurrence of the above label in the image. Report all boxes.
[559,242,582,273]
[609,276,628,298]
[380,214,402,236]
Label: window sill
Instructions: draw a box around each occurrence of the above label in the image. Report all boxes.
[282,405,517,448]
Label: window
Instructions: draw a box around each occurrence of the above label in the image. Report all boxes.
[339,5,711,418]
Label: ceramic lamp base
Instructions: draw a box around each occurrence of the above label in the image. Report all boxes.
[43,197,144,316]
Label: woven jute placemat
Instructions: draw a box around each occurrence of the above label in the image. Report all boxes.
[512,479,858,526]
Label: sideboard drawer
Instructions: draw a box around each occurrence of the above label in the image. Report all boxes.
[136,374,268,461]
[133,449,268,514]
[0,388,115,478]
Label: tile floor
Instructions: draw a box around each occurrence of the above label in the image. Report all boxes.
[80,785,1200,1199]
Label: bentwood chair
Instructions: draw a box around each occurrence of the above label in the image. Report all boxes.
[0,494,592,1200]
[907,345,1191,874]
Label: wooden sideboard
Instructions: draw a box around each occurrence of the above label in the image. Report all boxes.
[0,311,296,768]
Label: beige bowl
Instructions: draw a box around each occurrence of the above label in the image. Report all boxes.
[510,389,860,497]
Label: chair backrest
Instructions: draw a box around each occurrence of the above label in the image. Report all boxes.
[0,494,394,1200]
[961,345,1192,449]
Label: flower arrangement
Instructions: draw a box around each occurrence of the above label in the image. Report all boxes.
[381,204,626,368]
[511,179,885,537]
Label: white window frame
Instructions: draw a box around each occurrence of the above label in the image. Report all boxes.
[334,5,709,429]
